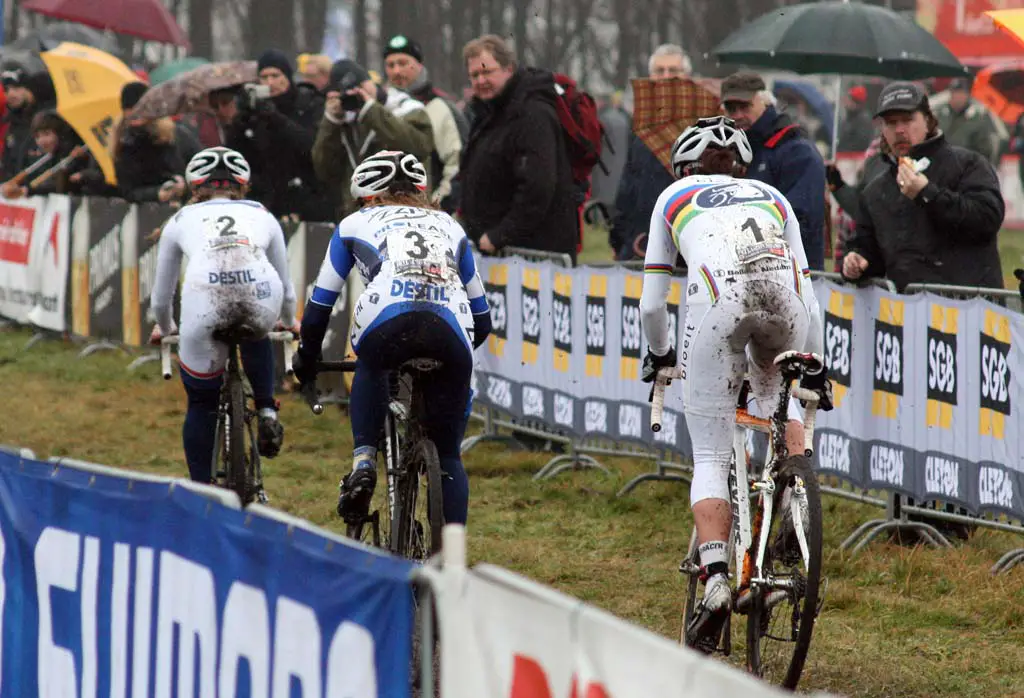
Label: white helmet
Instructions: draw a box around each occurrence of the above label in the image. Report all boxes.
[351,150,428,200]
[185,146,251,188]
[670,116,753,179]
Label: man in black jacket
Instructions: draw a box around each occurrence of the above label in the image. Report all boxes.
[458,34,577,262]
[225,49,333,222]
[841,82,1005,291]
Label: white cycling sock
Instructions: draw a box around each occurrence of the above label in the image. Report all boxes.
[258,408,277,420]
[698,540,728,569]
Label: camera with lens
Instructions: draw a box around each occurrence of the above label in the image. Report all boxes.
[241,83,272,111]
[332,71,366,112]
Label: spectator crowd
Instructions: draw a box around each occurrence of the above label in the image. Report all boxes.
[0,33,1012,289]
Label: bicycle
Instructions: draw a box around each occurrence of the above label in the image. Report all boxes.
[301,358,445,562]
[160,330,295,506]
[651,350,825,690]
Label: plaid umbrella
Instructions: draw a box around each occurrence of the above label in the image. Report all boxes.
[631,77,721,173]
[130,60,257,121]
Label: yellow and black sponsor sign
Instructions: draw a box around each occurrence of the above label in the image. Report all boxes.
[521,267,540,365]
[484,263,508,358]
[823,288,854,408]
[552,272,572,373]
[584,274,607,378]
[980,308,1012,439]
[872,297,904,419]
[926,304,958,429]
[620,274,643,380]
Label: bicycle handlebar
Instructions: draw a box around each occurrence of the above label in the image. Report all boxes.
[158,331,297,380]
[650,366,683,432]
[650,366,821,455]
[298,360,357,416]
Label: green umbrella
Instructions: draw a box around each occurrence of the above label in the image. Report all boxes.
[149,56,210,85]
[712,0,968,80]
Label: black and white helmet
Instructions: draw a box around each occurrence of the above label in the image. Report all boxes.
[350,150,428,199]
[185,146,251,188]
[670,116,753,178]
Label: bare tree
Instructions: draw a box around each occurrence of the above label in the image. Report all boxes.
[188,0,214,59]
[300,0,329,53]
[353,0,369,65]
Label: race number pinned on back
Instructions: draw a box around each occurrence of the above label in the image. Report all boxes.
[734,215,786,265]
[387,229,451,281]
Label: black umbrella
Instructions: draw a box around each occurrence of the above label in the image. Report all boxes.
[712,1,968,80]
[0,47,47,76]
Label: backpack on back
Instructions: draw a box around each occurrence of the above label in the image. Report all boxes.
[552,73,606,189]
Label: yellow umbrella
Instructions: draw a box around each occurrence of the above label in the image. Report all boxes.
[986,9,1024,52]
[40,42,139,185]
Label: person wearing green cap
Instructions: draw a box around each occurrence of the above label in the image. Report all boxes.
[383,34,469,213]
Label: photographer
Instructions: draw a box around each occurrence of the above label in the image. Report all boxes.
[312,59,434,218]
[224,49,333,222]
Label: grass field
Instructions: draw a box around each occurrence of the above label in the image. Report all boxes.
[2,325,1024,697]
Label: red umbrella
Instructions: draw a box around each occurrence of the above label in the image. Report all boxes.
[19,0,189,48]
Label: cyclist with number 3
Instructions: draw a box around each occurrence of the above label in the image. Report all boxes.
[292,150,491,525]
[150,147,299,489]
[638,117,833,645]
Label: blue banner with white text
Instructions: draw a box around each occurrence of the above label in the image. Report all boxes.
[0,452,415,697]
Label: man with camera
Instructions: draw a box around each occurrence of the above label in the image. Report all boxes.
[221,49,333,222]
[312,59,434,218]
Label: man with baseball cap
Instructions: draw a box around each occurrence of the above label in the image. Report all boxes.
[841,81,1004,291]
[719,71,827,270]
[312,56,433,217]
[383,34,468,212]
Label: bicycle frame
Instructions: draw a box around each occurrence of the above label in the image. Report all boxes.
[652,358,820,593]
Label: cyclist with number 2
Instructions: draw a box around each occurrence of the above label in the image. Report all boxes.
[150,147,299,487]
[638,117,833,646]
[292,150,491,525]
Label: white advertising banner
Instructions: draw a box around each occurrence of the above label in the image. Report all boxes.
[0,195,70,332]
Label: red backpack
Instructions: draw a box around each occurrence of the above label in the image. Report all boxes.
[552,73,605,188]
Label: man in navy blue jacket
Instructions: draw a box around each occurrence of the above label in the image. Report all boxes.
[720,72,827,270]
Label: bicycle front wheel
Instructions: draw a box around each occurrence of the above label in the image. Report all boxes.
[746,455,823,690]
[392,438,444,561]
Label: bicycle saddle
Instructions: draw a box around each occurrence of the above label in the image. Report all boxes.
[773,350,824,375]
[213,324,263,344]
[400,358,443,373]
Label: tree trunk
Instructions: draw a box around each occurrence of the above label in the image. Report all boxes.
[300,0,329,53]
[246,0,297,56]
[613,0,633,85]
[188,0,214,59]
[511,0,528,63]
[487,0,504,38]
[354,0,369,65]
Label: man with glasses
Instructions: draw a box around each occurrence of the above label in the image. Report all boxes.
[720,72,827,270]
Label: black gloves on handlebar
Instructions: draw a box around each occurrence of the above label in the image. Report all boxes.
[291,346,319,386]
[641,347,677,383]
[799,366,834,412]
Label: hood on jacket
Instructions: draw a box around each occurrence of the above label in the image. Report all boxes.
[746,105,806,148]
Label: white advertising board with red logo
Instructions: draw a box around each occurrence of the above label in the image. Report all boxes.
[0,195,70,332]
[424,527,798,698]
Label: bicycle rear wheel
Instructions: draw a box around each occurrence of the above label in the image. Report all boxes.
[746,455,823,690]
[392,438,444,561]
[225,368,251,504]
